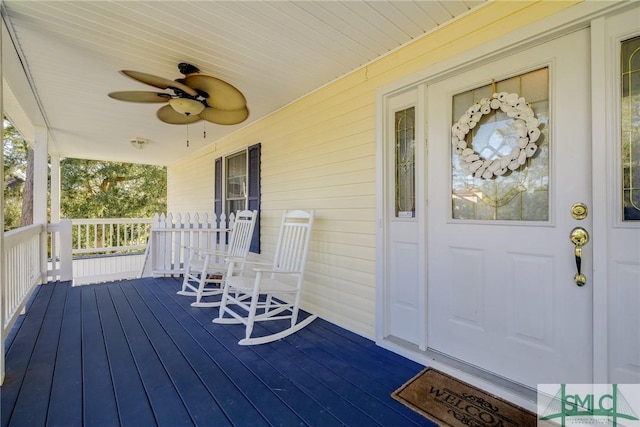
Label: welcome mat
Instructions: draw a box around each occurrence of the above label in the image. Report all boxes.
[392,368,537,427]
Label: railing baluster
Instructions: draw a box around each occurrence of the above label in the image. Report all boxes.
[2,224,45,347]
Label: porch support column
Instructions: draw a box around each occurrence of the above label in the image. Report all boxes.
[34,126,49,283]
[50,154,61,223]
[0,17,5,386]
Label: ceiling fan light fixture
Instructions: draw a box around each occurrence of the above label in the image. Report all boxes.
[130,137,149,149]
[168,98,205,116]
[111,63,247,125]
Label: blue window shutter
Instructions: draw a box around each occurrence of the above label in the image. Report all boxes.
[214,157,222,219]
[247,143,261,253]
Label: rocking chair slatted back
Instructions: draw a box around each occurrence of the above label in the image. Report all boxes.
[272,210,314,275]
[177,209,257,307]
[227,211,258,259]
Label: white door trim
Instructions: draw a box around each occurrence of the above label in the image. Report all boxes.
[594,7,640,383]
[590,15,609,385]
[375,0,634,386]
[375,85,428,349]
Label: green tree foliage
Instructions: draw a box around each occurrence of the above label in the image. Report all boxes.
[3,119,29,231]
[4,116,167,229]
[61,158,167,219]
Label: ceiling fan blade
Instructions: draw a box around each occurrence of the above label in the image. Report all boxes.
[156,105,202,125]
[108,91,169,103]
[199,107,249,125]
[184,75,247,111]
[121,70,198,97]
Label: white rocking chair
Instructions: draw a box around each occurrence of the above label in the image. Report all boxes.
[213,209,316,345]
[178,209,257,307]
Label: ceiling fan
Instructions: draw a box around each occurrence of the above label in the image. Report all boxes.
[108,63,248,126]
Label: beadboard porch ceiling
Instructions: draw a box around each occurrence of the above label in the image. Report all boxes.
[1,0,484,166]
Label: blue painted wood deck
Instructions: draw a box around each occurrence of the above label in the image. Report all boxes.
[2,278,434,426]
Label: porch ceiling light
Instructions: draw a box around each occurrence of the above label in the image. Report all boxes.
[168,98,205,116]
[130,137,149,150]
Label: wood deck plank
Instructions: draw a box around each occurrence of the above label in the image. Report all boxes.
[131,281,273,427]
[154,277,428,426]
[107,283,194,427]
[9,283,67,426]
[2,278,436,427]
[309,319,424,387]
[144,277,314,426]
[1,285,51,427]
[47,283,83,427]
[264,323,432,426]
[95,286,156,427]
[119,283,232,426]
[151,278,347,426]
[302,322,421,386]
[243,334,384,426]
[81,287,120,426]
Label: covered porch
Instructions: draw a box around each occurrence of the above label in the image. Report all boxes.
[2,1,639,420]
[2,277,431,426]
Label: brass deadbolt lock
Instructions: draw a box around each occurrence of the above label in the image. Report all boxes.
[571,203,588,220]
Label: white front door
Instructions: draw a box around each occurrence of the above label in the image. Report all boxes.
[427,29,593,388]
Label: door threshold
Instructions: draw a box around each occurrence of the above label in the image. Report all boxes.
[379,335,538,413]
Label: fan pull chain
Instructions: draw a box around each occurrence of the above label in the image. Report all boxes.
[186,124,190,147]
[203,122,207,139]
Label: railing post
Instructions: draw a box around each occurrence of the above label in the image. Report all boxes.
[39,228,48,284]
[58,219,73,281]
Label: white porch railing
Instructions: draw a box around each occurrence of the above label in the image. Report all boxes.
[2,217,153,339]
[70,218,153,285]
[3,224,44,339]
[2,221,72,348]
[71,218,152,256]
[1,213,233,385]
[141,212,234,277]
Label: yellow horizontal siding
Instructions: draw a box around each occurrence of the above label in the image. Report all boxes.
[264,141,374,179]
[167,154,214,215]
[303,283,375,334]
[167,1,579,338]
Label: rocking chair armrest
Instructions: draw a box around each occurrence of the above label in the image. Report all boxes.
[241,260,273,267]
[224,256,248,263]
[199,248,227,256]
[183,246,227,256]
[252,268,299,275]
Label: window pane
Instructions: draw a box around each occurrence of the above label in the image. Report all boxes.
[227,199,246,216]
[395,107,415,218]
[622,36,640,221]
[226,152,247,216]
[451,68,549,221]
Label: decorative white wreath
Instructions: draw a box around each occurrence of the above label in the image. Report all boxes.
[452,92,542,179]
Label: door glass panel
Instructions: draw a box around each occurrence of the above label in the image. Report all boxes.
[622,36,640,221]
[396,107,415,218]
[451,68,550,221]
